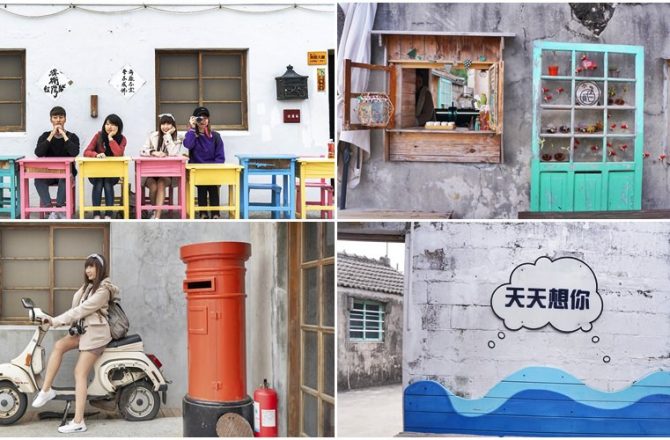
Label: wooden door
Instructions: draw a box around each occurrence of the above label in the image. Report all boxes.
[288,223,335,436]
[530,41,644,212]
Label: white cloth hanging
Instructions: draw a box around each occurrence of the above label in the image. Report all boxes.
[336,2,377,189]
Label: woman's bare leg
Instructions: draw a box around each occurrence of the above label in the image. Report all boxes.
[154,178,167,219]
[42,335,79,391]
[73,351,100,423]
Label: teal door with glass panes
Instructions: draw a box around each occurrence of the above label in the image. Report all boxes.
[530,41,643,212]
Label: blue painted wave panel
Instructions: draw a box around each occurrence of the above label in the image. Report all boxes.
[404,367,670,436]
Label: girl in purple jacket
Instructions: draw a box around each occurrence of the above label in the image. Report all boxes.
[183,106,225,219]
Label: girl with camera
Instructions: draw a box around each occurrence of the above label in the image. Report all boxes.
[83,114,127,219]
[140,113,183,219]
[183,106,225,219]
[31,254,120,434]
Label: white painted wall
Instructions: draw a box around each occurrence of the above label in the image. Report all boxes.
[0,3,334,207]
[405,222,670,397]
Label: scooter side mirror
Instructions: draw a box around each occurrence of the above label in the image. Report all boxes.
[21,298,35,309]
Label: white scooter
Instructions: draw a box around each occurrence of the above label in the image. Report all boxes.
[0,298,169,426]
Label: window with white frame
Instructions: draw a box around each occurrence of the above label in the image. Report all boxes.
[349,299,385,342]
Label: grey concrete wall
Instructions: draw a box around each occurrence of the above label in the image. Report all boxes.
[341,3,670,218]
[338,287,403,390]
[405,222,670,397]
[0,222,288,435]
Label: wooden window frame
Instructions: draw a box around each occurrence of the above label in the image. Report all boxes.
[348,299,385,342]
[0,223,110,325]
[287,223,335,437]
[342,32,511,163]
[155,49,248,131]
[0,50,26,132]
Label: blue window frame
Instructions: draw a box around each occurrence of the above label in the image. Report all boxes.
[349,299,385,342]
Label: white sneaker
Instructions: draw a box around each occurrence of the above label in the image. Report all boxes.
[32,388,56,408]
[58,419,87,434]
[93,215,101,220]
[47,212,58,220]
[104,215,112,220]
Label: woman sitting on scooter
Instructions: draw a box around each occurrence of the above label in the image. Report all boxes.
[31,253,119,434]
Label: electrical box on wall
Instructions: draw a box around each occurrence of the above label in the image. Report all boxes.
[283,109,300,123]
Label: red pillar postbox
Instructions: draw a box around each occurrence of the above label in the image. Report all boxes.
[180,241,253,437]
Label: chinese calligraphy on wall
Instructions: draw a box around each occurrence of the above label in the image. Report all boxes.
[38,68,72,99]
[490,257,603,332]
[109,64,145,99]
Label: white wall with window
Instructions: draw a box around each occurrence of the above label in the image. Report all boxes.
[0,2,334,206]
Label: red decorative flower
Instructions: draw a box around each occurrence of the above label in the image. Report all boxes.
[608,149,617,157]
[574,139,580,145]
[543,94,553,102]
[643,151,651,158]
[556,87,564,94]
[610,123,617,130]
[660,154,667,161]
[620,122,629,130]
[591,145,599,152]
[606,142,612,148]
[620,144,628,151]
[542,87,549,94]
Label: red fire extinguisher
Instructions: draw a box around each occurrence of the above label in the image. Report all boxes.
[253,379,278,437]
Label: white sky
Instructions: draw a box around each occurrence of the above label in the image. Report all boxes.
[337,240,406,273]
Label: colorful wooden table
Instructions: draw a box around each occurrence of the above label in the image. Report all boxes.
[236,154,297,219]
[296,158,335,219]
[185,163,243,219]
[18,157,75,219]
[0,155,24,219]
[76,157,130,219]
[134,156,187,219]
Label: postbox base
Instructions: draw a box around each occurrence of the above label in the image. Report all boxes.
[183,394,254,437]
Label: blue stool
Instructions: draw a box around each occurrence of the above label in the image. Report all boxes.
[0,155,24,219]
[236,154,297,219]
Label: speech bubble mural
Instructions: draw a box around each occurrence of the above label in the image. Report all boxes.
[491,257,603,333]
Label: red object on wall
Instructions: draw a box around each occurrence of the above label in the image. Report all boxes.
[253,379,278,437]
[283,109,300,123]
[180,241,251,403]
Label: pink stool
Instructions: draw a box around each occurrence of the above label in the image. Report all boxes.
[296,181,334,219]
[18,158,75,219]
[134,156,187,219]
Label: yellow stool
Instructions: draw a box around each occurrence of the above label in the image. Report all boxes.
[296,158,335,219]
[185,164,243,219]
[76,157,131,219]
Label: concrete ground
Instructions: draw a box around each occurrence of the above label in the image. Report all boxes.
[1,409,182,437]
[337,383,403,437]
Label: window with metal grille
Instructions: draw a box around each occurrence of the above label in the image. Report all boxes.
[349,300,385,342]
[0,224,109,324]
[0,50,25,132]
[156,50,248,130]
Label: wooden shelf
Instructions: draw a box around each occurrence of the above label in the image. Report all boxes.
[541,75,572,81]
[388,128,497,134]
[542,105,636,111]
[541,76,636,83]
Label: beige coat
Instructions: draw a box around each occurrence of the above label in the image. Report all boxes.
[52,278,120,350]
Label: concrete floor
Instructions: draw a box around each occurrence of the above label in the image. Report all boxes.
[1,409,182,437]
[337,383,403,437]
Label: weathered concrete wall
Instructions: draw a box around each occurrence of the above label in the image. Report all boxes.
[341,3,670,218]
[0,3,333,207]
[0,222,288,435]
[405,222,670,396]
[338,287,403,389]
